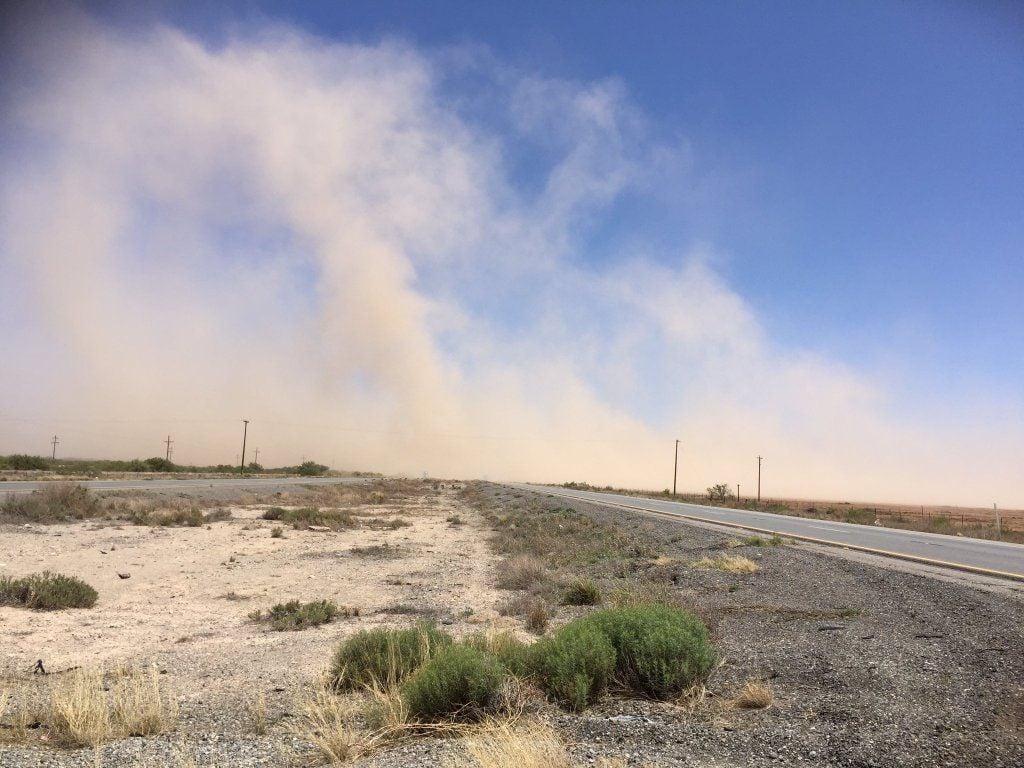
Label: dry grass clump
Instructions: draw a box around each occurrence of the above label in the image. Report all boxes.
[451,720,572,768]
[495,555,551,591]
[560,578,601,606]
[607,579,683,608]
[0,483,100,523]
[525,602,549,634]
[40,666,177,747]
[731,679,773,709]
[692,555,760,574]
[262,506,357,531]
[290,684,370,763]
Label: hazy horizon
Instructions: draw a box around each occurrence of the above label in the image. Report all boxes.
[1,3,1021,507]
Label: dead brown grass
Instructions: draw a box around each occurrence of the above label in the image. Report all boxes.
[495,555,552,591]
[692,555,760,574]
[2,666,176,748]
[449,720,571,768]
[731,679,773,709]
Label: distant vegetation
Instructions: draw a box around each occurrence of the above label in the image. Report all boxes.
[0,454,371,477]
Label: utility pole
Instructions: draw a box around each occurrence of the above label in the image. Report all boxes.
[50,435,59,460]
[253,447,259,467]
[995,503,1001,540]
[672,440,680,497]
[164,435,174,462]
[240,419,249,475]
[757,456,763,503]
[737,483,740,503]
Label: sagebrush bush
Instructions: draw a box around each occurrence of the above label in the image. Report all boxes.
[561,578,601,606]
[401,645,504,721]
[330,624,452,691]
[0,571,98,610]
[580,605,714,698]
[460,631,531,678]
[530,621,616,711]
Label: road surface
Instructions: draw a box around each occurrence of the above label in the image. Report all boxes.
[0,476,369,495]
[511,484,1024,582]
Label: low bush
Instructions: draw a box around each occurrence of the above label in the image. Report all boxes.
[250,599,341,631]
[460,631,531,678]
[401,645,504,721]
[530,621,616,711]
[561,578,601,606]
[530,605,714,709]
[330,624,452,691]
[581,604,715,698]
[0,571,98,610]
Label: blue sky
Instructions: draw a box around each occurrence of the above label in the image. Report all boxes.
[1,1,1021,503]
[122,0,1024,399]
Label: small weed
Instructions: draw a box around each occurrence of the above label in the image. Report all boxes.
[561,578,601,606]
[446,515,465,526]
[525,602,549,634]
[350,543,403,558]
[249,599,347,631]
[270,526,284,538]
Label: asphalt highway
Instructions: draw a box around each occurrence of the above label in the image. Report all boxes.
[512,484,1024,582]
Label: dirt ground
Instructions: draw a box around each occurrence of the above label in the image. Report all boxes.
[0,482,512,761]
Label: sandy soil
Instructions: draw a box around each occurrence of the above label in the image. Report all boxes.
[0,485,509,729]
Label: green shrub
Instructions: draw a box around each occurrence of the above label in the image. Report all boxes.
[581,605,714,698]
[561,578,601,606]
[401,645,504,721]
[262,507,286,520]
[0,571,98,610]
[330,623,452,691]
[251,599,339,631]
[460,632,531,678]
[530,621,616,711]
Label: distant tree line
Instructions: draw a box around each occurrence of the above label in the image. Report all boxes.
[0,455,348,478]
